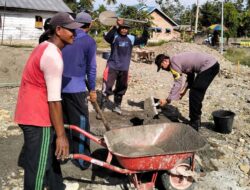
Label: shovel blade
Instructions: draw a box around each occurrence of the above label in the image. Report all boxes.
[144,96,159,119]
[99,11,117,26]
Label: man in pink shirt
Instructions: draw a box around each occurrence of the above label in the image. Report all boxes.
[155,52,220,131]
[15,12,82,190]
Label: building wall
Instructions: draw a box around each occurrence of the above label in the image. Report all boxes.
[150,11,180,41]
[0,10,55,40]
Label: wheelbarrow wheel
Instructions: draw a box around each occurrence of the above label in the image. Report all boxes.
[161,163,194,190]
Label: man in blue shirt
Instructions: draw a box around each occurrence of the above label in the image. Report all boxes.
[61,12,97,170]
[101,19,149,115]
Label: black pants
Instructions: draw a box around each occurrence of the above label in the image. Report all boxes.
[18,125,65,190]
[61,92,90,169]
[102,66,128,104]
[189,63,220,121]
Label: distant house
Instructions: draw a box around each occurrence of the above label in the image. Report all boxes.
[0,0,72,41]
[138,5,180,42]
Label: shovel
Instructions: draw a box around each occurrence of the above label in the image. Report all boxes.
[85,80,111,131]
[144,96,161,119]
[99,11,148,26]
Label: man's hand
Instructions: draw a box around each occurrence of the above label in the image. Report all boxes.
[48,101,69,161]
[55,134,69,161]
[89,90,97,103]
[159,99,171,107]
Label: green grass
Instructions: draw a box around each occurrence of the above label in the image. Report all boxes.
[224,48,250,67]
[1,44,34,48]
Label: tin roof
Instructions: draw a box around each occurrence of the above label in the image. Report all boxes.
[0,0,72,13]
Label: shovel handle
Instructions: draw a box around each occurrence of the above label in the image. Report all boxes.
[123,18,148,24]
[153,102,160,107]
[85,79,111,131]
[92,101,111,131]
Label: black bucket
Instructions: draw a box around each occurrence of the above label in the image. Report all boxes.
[102,52,111,60]
[212,110,235,134]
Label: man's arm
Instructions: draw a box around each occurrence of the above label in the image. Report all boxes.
[159,77,183,107]
[86,38,97,102]
[134,27,150,46]
[167,76,183,100]
[104,26,117,44]
[41,51,69,160]
[49,102,69,160]
[86,39,97,91]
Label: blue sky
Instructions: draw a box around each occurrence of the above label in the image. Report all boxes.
[93,0,208,10]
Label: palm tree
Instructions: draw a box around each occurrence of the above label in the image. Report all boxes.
[105,0,117,5]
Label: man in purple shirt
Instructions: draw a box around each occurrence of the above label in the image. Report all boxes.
[155,52,220,131]
[61,12,97,169]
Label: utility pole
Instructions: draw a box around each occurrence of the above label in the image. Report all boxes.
[1,1,6,45]
[194,0,199,34]
[221,0,224,54]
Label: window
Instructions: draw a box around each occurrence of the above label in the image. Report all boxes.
[35,15,43,29]
[165,28,171,33]
[148,27,162,33]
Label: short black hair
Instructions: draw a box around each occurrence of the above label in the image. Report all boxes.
[44,18,51,31]
[155,54,170,72]
[80,23,91,29]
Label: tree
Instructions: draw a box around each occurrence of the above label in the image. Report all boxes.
[247,0,250,9]
[106,0,117,5]
[224,2,240,37]
[179,7,193,25]
[77,0,94,12]
[200,1,221,27]
[237,10,250,37]
[91,5,109,35]
[63,0,78,12]
[155,0,184,23]
[63,0,117,13]
[116,4,152,35]
[234,0,244,11]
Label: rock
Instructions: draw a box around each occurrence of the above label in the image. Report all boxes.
[239,138,245,143]
[238,178,250,187]
[64,180,79,190]
[239,164,250,174]
[11,172,16,177]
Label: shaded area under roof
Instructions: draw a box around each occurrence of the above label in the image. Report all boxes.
[0,0,72,13]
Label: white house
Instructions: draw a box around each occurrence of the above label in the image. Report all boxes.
[0,0,72,41]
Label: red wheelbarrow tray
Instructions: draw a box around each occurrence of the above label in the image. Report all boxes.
[103,123,207,171]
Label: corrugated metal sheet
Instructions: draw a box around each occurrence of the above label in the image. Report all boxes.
[0,0,72,13]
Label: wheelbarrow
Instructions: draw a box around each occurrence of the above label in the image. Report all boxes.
[66,122,207,190]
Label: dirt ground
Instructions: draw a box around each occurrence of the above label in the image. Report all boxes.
[0,42,250,190]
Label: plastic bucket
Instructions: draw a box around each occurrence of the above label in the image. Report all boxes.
[102,52,111,60]
[212,110,235,134]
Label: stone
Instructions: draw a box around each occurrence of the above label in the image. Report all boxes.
[64,180,79,190]
[239,164,250,174]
